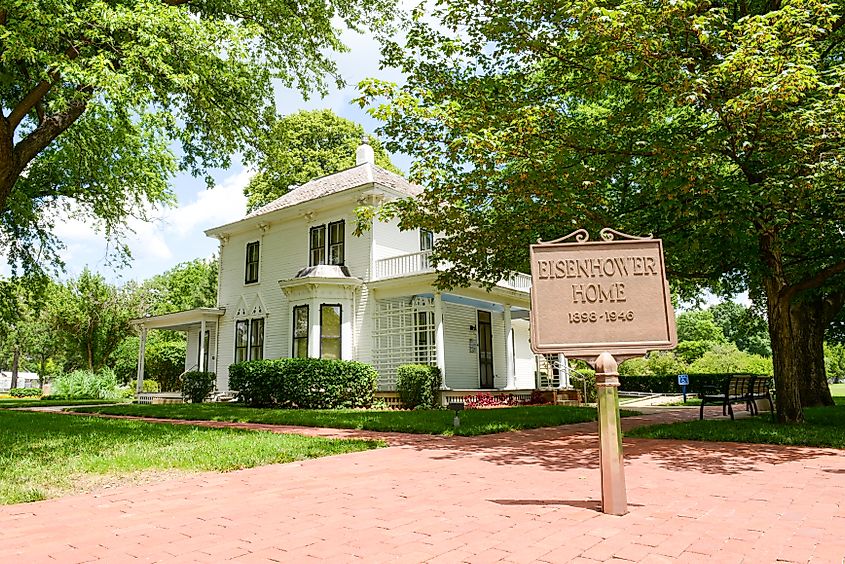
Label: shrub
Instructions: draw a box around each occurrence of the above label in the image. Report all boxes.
[396,364,442,409]
[618,373,759,394]
[689,344,773,375]
[229,359,378,409]
[9,388,40,398]
[51,368,121,399]
[570,368,597,403]
[127,379,161,393]
[181,371,216,403]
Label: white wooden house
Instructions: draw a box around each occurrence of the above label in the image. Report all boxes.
[133,142,554,401]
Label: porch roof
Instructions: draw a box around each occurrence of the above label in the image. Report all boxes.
[130,307,225,331]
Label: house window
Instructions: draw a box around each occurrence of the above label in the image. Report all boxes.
[414,311,434,364]
[420,229,433,252]
[309,220,345,266]
[250,318,265,360]
[197,330,210,371]
[309,225,325,266]
[328,220,345,265]
[292,305,309,358]
[245,241,260,284]
[320,304,342,359]
[234,318,264,363]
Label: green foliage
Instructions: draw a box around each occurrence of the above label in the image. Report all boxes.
[619,352,689,377]
[675,340,720,364]
[50,270,139,372]
[0,0,396,282]
[181,371,216,404]
[0,410,379,504]
[395,364,442,409]
[361,0,845,421]
[8,388,40,398]
[570,368,596,403]
[73,403,640,437]
[51,368,121,400]
[245,110,402,212]
[689,344,773,376]
[676,311,727,344]
[112,335,187,391]
[619,374,734,394]
[229,359,378,409]
[825,343,845,384]
[709,301,771,357]
[142,258,218,315]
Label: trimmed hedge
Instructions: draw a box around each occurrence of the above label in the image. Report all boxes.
[9,388,40,398]
[396,364,442,409]
[182,371,216,403]
[229,358,378,408]
[618,373,764,394]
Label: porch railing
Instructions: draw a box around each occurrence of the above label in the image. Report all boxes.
[373,251,531,293]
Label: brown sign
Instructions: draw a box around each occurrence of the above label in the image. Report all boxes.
[529,229,677,359]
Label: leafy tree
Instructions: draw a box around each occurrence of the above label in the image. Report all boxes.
[143,258,218,315]
[676,311,727,344]
[825,343,845,384]
[361,0,845,422]
[245,110,401,212]
[50,269,139,372]
[689,344,773,376]
[0,0,394,287]
[709,301,771,357]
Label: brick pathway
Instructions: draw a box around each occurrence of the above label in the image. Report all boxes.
[1,408,844,563]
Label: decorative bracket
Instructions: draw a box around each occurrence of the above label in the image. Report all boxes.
[537,228,651,245]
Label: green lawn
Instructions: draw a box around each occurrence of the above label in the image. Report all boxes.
[70,403,638,436]
[0,398,127,409]
[0,410,380,505]
[627,396,845,449]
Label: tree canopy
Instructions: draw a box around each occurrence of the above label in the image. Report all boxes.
[0,0,393,282]
[245,109,401,212]
[361,0,845,422]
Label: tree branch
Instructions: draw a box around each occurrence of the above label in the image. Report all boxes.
[7,44,81,132]
[14,90,90,166]
[783,260,845,301]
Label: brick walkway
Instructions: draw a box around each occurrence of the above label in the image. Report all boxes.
[1,408,844,563]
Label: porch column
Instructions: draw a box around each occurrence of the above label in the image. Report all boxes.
[558,353,570,388]
[199,319,207,372]
[504,304,516,389]
[136,326,147,394]
[434,292,447,388]
[309,298,321,358]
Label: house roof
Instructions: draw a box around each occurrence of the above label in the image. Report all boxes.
[245,163,423,219]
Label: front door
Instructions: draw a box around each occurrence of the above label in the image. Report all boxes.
[478,310,494,388]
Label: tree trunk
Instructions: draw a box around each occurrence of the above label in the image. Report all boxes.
[765,277,804,423]
[10,346,19,389]
[792,298,834,407]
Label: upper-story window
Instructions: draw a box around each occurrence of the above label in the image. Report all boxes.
[309,220,345,266]
[420,229,433,252]
[245,241,260,284]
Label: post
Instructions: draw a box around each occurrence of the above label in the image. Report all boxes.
[434,292,447,387]
[136,326,147,395]
[558,353,569,388]
[199,319,207,372]
[11,345,20,389]
[595,351,627,515]
[503,304,515,389]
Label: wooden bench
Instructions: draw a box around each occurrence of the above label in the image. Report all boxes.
[699,374,774,421]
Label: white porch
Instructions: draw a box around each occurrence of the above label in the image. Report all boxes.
[130,307,225,394]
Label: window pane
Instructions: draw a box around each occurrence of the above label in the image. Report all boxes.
[321,305,341,337]
[245,241,259,283]
[309,226,325,266]
[328,221,344,265]
[320,304,342,359]
[250,318,264,360]
[234,320,248,364]
[293,306,309,358]
[420,230,433,252]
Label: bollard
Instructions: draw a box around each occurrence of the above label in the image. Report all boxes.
[595,351,627,515]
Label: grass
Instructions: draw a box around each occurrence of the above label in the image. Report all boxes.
[0,398,127,408]
[0,410,380,505]
[627,396,845,449]
[69,403,640,436]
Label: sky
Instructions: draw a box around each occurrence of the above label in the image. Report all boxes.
[54,26,411,284]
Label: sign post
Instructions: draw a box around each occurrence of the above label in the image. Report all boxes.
[530,229,677,516]
[677,374,689,403]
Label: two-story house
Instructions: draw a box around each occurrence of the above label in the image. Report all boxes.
[133,141,542,401]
